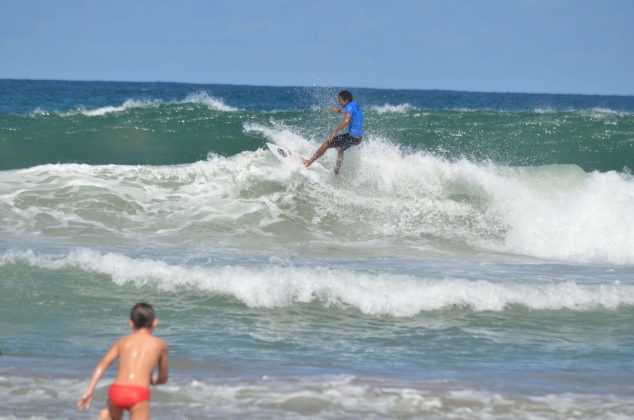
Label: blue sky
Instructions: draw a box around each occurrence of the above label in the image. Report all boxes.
[1,0,633,95]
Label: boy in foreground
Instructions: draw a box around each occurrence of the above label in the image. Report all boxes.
[77,303,169,420]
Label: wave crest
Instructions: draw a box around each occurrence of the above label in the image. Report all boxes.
[181,91,239,111]
[370,103,416,114]
[46,91,238,116]
[2,249,633,315]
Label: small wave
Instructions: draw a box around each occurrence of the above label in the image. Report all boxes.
[585,107,628,118]
[533,107,558,114]
[30,107,52,116]
[60,99,161,117]
[181,91,239,111]
[50,91,238,117]
[370,103,416,114]
[533,106,630,116]
[2,249,633,315]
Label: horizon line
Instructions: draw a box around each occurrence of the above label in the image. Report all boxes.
[2,77,633,98]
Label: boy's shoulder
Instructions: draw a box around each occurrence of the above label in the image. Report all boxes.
[118,331,167,347]
[154,335,168,349]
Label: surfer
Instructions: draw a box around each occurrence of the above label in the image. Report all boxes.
[77,303,169,420]
[303,90,363,174]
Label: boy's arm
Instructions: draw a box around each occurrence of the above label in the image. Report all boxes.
[77,341,119,411]
[151,343,169,385]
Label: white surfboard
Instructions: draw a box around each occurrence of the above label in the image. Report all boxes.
[266,142,330,179]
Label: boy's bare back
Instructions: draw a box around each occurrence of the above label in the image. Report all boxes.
[114,329,168,387]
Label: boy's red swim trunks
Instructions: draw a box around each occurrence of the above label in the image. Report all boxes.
[108,384,150,409]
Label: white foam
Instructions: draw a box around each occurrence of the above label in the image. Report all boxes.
[72,99,160,116]
[181,91,239,111]
[30,107,51,116]
[370,103,416,114]
[244,121,314,153]
[56,91,237,117]
[334,137,634,265]
[1,374,633,419]
[534,107,558,114]
[0,375,85,419]
[494,169,634,264]
[0,153,286,245]
[533,107,630,117]
[586,107,628,118]
[1,249,633,315]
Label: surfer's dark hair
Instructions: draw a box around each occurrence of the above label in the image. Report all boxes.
[338,90,353,102]
[130,303,156,328]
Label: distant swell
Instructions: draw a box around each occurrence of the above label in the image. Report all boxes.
[72,99,160,116]
[44,91,239,116]
[181,91,239,111]
[370,103,416,114]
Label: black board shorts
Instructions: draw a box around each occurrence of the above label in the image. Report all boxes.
[329,133,362,150]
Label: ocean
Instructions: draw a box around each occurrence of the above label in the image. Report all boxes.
[1,79,633,419]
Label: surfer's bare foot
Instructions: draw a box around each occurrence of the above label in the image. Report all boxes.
[303,159,311,168]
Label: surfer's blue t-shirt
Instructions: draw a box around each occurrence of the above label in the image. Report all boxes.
[345,101,363,137]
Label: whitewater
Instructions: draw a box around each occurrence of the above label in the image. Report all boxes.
[2,129,633,264]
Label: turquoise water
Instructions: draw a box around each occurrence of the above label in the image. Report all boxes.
[1,80,634,418]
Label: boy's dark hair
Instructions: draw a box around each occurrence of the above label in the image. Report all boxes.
[130,303,156,328]
[338,90,353,102]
